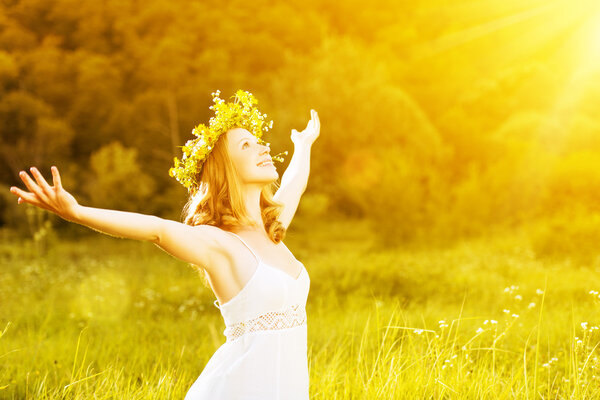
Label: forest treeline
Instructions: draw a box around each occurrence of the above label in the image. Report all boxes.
[1,0,600,251]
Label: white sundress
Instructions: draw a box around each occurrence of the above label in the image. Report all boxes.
[184,230,311,400]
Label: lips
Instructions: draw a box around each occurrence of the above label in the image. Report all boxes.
[257,159,273,167]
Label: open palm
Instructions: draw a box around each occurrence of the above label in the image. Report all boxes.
[9,166,80,222]
[291,109,320,148]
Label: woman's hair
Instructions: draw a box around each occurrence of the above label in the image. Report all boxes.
[179,128,286,287]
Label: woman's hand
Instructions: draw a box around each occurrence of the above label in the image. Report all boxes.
[291,109,320,149]
[9,166,80,222]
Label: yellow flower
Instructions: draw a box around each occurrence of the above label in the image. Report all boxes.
[169,89,286,194]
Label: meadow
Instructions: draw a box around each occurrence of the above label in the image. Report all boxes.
[1,214,600,399]
[2,0,600,397]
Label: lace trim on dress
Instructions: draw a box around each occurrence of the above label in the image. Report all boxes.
[224,304,306,342]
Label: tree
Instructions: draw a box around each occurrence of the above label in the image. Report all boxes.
[82,141,156,213]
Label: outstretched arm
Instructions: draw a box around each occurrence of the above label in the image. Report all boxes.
[8,166,219,271]
[9,166,161,242]
[274,110,320,229]
[275,146,311,230]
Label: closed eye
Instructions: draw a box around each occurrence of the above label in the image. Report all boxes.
[242,139,259,149]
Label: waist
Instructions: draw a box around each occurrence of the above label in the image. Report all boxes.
[223,304,307,342]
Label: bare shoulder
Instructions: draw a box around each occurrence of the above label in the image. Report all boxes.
[190,225,234,256]
[196,225,244,262]
[155,221,235,273]
[184,225,245,268]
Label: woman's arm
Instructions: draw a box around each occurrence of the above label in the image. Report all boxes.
[71,205,162,242]
[274,109,320,229]
[274,145,312,229]
[9,166,218,270]
[10,166,161,242]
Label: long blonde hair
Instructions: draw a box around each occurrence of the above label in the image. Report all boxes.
[179,129,286,285]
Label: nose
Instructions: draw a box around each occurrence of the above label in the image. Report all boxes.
[261,143,271,154]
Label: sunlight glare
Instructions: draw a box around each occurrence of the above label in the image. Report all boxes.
[569,7,600,76]
[591,17,600,54]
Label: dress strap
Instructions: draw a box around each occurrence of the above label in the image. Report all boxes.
[213,231,262,310]
[223,231,262,264]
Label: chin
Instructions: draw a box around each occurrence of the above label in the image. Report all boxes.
[254,167,278,182]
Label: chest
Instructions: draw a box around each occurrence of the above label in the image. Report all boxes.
[207,234,303,305]
[243,240,301,278]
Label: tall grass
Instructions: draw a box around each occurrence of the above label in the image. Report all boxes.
[1,216,599,398]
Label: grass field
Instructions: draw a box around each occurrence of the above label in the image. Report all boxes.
[1,215,600,399]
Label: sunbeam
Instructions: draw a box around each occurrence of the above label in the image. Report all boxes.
[581,12,600,66]
[416,1,560,59]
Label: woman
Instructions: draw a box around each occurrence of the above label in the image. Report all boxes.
[8,90,320,399]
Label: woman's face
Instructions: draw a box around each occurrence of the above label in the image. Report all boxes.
[226,128,278,185]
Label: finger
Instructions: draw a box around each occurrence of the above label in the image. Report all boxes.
[312,110,319,125]
[24,198,53,213]
[11,188,53,212]
[9,186,30,199]
[51,166,63,190]
[21,194,53,212]
[313,112,320,130]
[30,167,54,197]
[10,187,50,211]
[18,170,48,203]
[18,171,40,195]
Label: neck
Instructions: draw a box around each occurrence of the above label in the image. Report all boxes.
[240,183,265,234]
